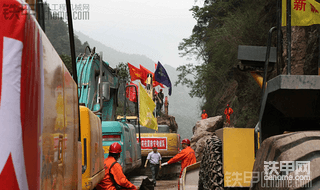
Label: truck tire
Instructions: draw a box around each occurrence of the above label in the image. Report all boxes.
[198,135,224,190]
[251,131,320,190]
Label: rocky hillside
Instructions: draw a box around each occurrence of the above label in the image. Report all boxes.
[176,0,320,130]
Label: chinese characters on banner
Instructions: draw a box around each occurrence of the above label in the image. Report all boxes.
[137,137,167,150]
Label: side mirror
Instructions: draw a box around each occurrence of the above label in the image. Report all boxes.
[101,82,110,101]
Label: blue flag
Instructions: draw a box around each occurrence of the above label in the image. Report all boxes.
[154,61,172,95]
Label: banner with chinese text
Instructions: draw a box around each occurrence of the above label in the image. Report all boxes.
[136,137,167,150]
[282,0,320,26]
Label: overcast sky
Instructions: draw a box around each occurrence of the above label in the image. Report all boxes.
[45,0,201,68]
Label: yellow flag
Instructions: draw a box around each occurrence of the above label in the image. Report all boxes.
[282,0,320,26]
[139,83,158,131]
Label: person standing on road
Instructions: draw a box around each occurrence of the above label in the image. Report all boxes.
[201,110,208,120]
[144,145,162,186]
[158,89,164,108]
[161,139,196,178]
[96,142,137,190]
[224,104,233,124]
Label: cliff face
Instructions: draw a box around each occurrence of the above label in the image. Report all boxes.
[263,0,319,76]
[281,26,319,75]
[205,0,320,129]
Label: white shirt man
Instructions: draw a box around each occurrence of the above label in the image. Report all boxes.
[144,145,162,186]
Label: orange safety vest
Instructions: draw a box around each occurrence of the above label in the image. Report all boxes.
[224,107,233,116]
[201,113,208,119]
[96,157,136,190]
[167,146,197,177]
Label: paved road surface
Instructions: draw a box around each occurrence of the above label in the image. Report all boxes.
[129,175,179,190]
[155,179,178,190]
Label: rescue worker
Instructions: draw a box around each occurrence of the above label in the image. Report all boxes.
[201,110,208,119]
[156,89,164,116]
[144,145,162,186]
[96,142,137,190]
[158,89,164,109]
[161,139,196,178]
[224,104,233,124]
[164,96,169,115]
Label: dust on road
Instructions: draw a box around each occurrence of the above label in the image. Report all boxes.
[155,179,178,190]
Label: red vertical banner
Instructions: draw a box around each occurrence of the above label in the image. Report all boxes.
[0,1,42,189]
[126,82,138,102]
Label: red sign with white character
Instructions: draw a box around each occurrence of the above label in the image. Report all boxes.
[137,137,167,150]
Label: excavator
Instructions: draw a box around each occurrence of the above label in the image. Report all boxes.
[180,1,320,190]
[75,48,142,174]
[0,0,140,189]
[117,74,181,178]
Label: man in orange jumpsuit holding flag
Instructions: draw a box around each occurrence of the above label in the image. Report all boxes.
[201,110,208,119]
[224,104,233,124]
[161,139,196,178]
[96,142,137,190]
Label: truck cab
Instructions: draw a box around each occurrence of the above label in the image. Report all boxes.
[101,121,141,173]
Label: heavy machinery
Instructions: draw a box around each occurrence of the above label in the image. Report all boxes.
[0,0,141,189]
[124,74,181,178]
[0,0,106,189]
[75,48,142,174]
[137,125,181,178]
[181,1,320,190]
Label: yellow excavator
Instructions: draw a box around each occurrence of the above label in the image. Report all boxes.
[118,74,181,178]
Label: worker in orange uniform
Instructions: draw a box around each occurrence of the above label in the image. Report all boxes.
[201,110,208,120]
[224,104,233,124]
[161,139,196,178]
[96,142,137,190]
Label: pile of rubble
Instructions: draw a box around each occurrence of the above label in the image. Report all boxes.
[157,113,178,133]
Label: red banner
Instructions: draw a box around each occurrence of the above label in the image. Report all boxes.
[137,137,167,150]
[126,82,138,102]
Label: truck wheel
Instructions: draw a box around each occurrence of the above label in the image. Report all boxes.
[251,131,320,190]
[198,135,224,190]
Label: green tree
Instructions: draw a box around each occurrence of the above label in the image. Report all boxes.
[116,62,130,83]
[176,0,272,127]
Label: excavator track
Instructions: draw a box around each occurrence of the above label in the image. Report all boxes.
[251,131,320,190]
[198,135,224,190]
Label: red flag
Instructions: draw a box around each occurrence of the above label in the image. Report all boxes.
[0,1,43,189]
[139,65,151,86]
[126,82,138,102]
[128,63,141,81]
[140,65,164,88]
[155,63,157,70]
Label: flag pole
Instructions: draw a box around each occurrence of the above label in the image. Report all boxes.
[277,0,282,75]
[287,0,291,75]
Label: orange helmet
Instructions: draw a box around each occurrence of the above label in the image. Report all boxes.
[109,142,122,153]
[181,139,190,145]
